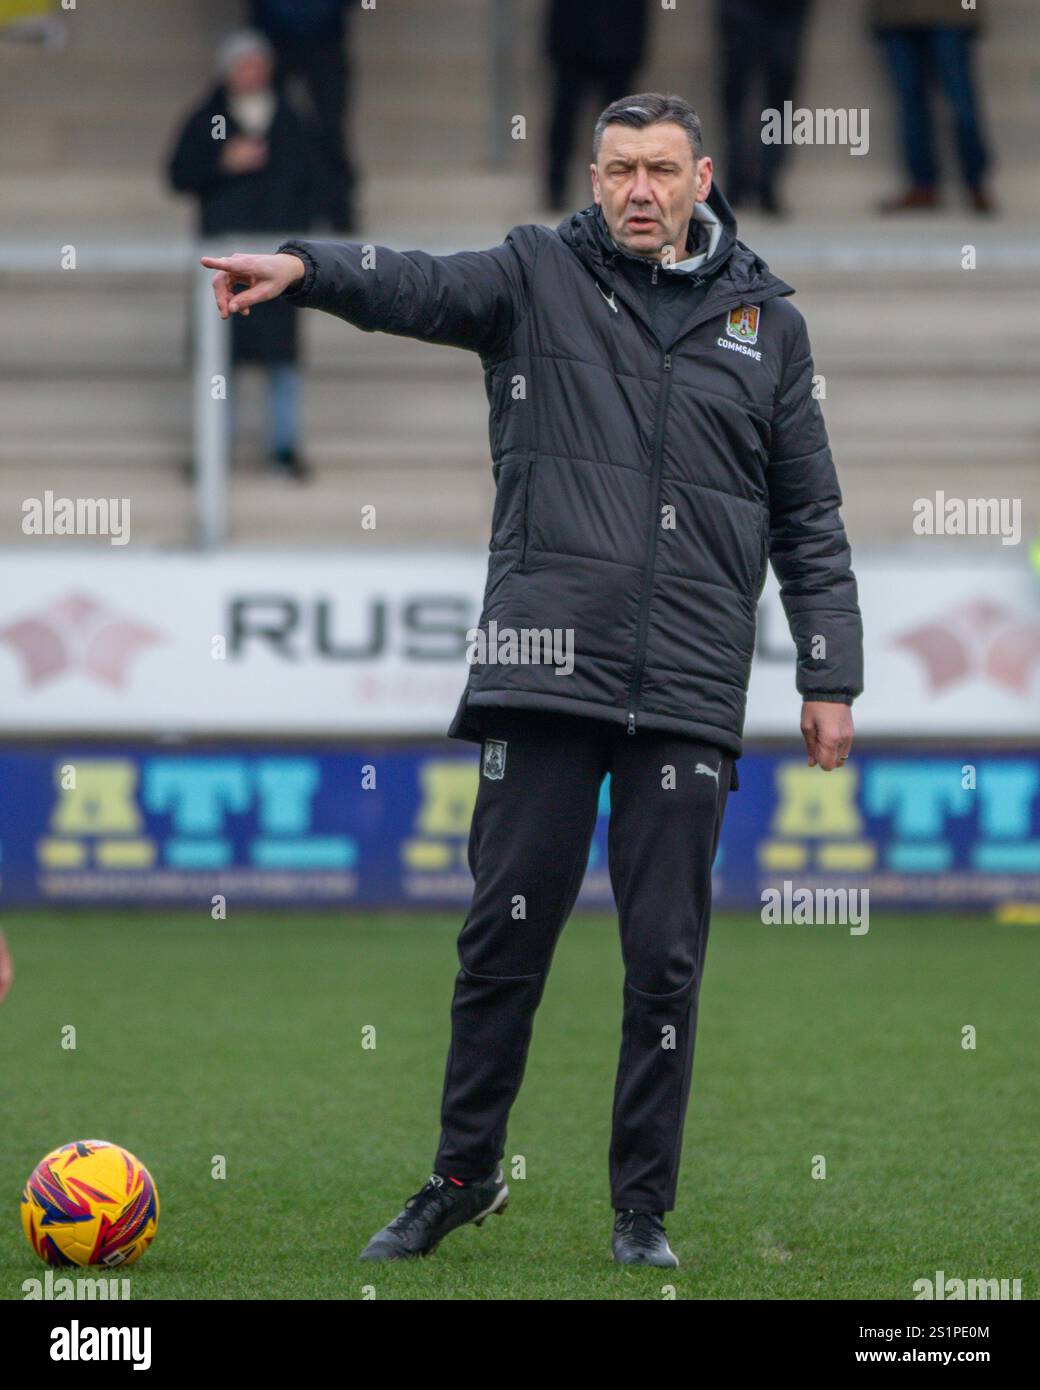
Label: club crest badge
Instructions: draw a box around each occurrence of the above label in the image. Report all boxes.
[482,738,507,780]
[725,304,760,344]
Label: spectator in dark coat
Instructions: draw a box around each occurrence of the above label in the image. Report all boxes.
[250,0,357,232]
[869,0,994,213]
[168,28,318,478]
[715,0,813,217]
[543,0,649,210]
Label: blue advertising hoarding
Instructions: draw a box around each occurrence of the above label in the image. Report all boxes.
[0,745,1037,909]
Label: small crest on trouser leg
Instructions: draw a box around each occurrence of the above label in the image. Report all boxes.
[482,739,507,780]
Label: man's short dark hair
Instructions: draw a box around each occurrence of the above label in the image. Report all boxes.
[592,93,703,163]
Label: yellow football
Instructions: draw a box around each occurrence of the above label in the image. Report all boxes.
[21,1139,159,1267]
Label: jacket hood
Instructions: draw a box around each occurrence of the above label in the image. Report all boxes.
[556,182,793,300]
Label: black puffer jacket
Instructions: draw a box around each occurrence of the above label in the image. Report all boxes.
[278,185,862,759]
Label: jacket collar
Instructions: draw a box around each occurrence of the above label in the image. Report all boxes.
[664,199,723,272]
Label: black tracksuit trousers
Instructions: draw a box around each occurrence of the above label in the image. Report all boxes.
[433,708,733,1213]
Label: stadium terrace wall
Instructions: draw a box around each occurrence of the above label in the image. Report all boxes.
[0,744,1037,910]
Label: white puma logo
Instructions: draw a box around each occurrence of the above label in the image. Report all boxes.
[694,762,720,784]
[596,282,618,314]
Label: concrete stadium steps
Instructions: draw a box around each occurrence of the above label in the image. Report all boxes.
[0,361,1035,549]
[3,0,1039,181]
[0,0,495,175]
[1,0,1037,550]
[4,453,1033,552]
[1,242,1036,548]
[1,169,539,238]
[228,460,495,548]
[0,456,494,550]
[7,159,1040,239]
[1,462,194,549]
[5,261,1037,372]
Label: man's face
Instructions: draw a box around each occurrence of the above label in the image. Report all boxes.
[227,51,272,95]
[590,122,712,261]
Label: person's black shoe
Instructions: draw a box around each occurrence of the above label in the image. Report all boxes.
[612,1209,679,1268]
[359,1169,509,1261]
[269,447,310,481]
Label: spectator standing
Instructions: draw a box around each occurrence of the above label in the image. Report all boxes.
[250,0,358,232]
[543,0,649,211]
[870,0,994,213]
[168,28,318,479]
[715,0,813,217]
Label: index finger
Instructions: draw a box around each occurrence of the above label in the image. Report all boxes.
[200,256,240,272]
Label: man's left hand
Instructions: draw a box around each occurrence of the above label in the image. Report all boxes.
[801,701,854,771]
[0,931,13,1004]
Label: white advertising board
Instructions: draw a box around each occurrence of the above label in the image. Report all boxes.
[0,551,1035,737]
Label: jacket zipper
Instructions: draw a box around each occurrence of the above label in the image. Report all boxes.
[518,455,534,570]
[626,350,672,734]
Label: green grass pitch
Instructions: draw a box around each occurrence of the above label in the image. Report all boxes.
[1,910,1036,1301]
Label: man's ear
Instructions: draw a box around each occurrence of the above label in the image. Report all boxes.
[589,164,601,205]
[694,155,714,204]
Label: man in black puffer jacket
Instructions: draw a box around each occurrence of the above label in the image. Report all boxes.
[204,93,863,1269]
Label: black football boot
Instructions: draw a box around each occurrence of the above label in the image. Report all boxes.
[359,1169,509,1261]
[612,1210,679,1268]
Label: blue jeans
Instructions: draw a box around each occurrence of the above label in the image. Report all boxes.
[226,363,300,456]
[879,27,990,190]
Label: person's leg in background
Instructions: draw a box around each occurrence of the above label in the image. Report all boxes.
[434,710,609,1181]
[266,362,306,479]
[269,26,356,233]
[877,27,941,210]
[605,731,731,1223]
[759,1,813,215]
[715,0,761,207]
[930,26,994,212]
[294,37,357,231]
[599,65,637,108]
[545,59,590,209]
